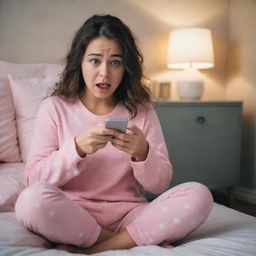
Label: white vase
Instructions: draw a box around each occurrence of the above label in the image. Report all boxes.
[176,80,204,100]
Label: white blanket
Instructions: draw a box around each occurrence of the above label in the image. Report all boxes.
[0,203,255,256]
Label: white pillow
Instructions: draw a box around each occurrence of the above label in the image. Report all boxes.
[0,77,21,162]
[0,212,50,247]
[0,163,25,212]
[8,75,60,162]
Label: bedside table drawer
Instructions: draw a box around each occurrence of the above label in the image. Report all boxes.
[156,102,242,189]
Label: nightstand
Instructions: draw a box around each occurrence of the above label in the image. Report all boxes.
[155,101,242,206]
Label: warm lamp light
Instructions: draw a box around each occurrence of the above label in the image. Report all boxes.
[167,28,214,99]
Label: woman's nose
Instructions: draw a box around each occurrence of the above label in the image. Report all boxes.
[99,62,109,78]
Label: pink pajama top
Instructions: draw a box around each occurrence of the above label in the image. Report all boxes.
[25,96,173,204]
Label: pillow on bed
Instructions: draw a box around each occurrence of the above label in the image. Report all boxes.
[0,163,25,212]
[0,60,64,163]
[0,212,51,247]
[8,75,60,163]
[0,60,63,77]
[0,77,21,162]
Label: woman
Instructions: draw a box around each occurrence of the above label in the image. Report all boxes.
[15,14,213,254]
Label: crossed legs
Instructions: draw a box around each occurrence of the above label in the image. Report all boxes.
[15,182,213,254]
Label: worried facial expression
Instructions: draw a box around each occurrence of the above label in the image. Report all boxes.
[81,37,125,103]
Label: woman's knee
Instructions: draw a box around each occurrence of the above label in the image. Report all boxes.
[186,182,214,216]
[164,181,213,216]
[15,183,101,246]
[15,182,64,227]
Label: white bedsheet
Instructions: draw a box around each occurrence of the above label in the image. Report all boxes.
[0,203,255,256]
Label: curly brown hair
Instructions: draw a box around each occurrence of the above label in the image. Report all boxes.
[51,14,151,118]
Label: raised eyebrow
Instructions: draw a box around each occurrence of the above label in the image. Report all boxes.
[111,54,123,58]
[87,53,102,57]
[87,53,123,58]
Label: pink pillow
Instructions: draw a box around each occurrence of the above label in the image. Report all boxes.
[9,75,60,162]
[0,163,25,212]
[0,60,63,78]
[0,77,21,162]
[0,61,64,162]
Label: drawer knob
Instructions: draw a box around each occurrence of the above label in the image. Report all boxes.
[196,116,205,124]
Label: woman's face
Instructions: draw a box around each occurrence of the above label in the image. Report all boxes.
[81,37,125,103]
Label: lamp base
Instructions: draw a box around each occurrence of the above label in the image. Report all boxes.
[176,80,204,100]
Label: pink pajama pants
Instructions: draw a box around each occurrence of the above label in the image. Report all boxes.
[15,182,213,247]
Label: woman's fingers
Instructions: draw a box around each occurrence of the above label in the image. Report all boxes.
[75,124,148,160]
[75,127,116,155]
[127,125,143,136]
[93,126,120,137]
[110,131,148,161]
[110,137,130,150]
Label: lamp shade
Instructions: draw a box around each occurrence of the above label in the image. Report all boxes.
[167,28,214,69]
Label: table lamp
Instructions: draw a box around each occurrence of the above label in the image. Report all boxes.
[167,28,214,100]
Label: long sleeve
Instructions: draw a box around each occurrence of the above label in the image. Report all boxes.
[131,107,173,194]
[25,98,83,186]
[25,97,172,203]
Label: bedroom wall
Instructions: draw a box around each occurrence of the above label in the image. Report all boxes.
[0,0,229,101]
[226,0,256,196]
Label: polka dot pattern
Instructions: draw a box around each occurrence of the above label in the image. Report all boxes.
[18,182,211,248]
[78,232,84,238]
[159,223,166,229]
[48,209,56,217]
[173,217,181,224]
[138,199,194,245]
[184,203,190,209]
[162,206,168,212]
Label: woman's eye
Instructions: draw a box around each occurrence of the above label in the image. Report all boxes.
[90,59,99,64]
[111,60,121,67]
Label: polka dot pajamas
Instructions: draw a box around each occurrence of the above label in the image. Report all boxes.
[16,97,213,248]
[125,182,213,245]
[15,183,101,247]
[15,181,213,247]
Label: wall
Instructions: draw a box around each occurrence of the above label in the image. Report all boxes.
[0,0,229,101]
[226,0,256,193]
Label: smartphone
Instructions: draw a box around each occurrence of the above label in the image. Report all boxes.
[105,117,128,133]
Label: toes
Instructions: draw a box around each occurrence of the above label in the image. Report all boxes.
[159,241,174,249]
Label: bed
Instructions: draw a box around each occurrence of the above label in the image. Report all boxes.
[0,60,256,256]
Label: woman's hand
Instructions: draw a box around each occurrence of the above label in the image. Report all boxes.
[75,127,118,157]
[110,125,149,161]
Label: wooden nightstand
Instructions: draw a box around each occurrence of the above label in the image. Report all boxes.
[154,101,242,206]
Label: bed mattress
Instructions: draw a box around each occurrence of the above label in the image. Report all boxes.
[0,203,255,256]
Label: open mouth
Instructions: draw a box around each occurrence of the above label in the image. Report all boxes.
[96,83,111,89]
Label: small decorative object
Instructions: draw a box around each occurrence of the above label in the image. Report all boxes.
[176,80,204,100]
[167,28,214,100]
[158,81,171,100]
[147,80,171,100]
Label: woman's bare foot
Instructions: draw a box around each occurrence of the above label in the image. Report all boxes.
[159,240,174,249]
[94,229,116,244]
[56,241,174,255]
[55,228,116,254]
[56,229,174,254]
[56,229,136,254]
